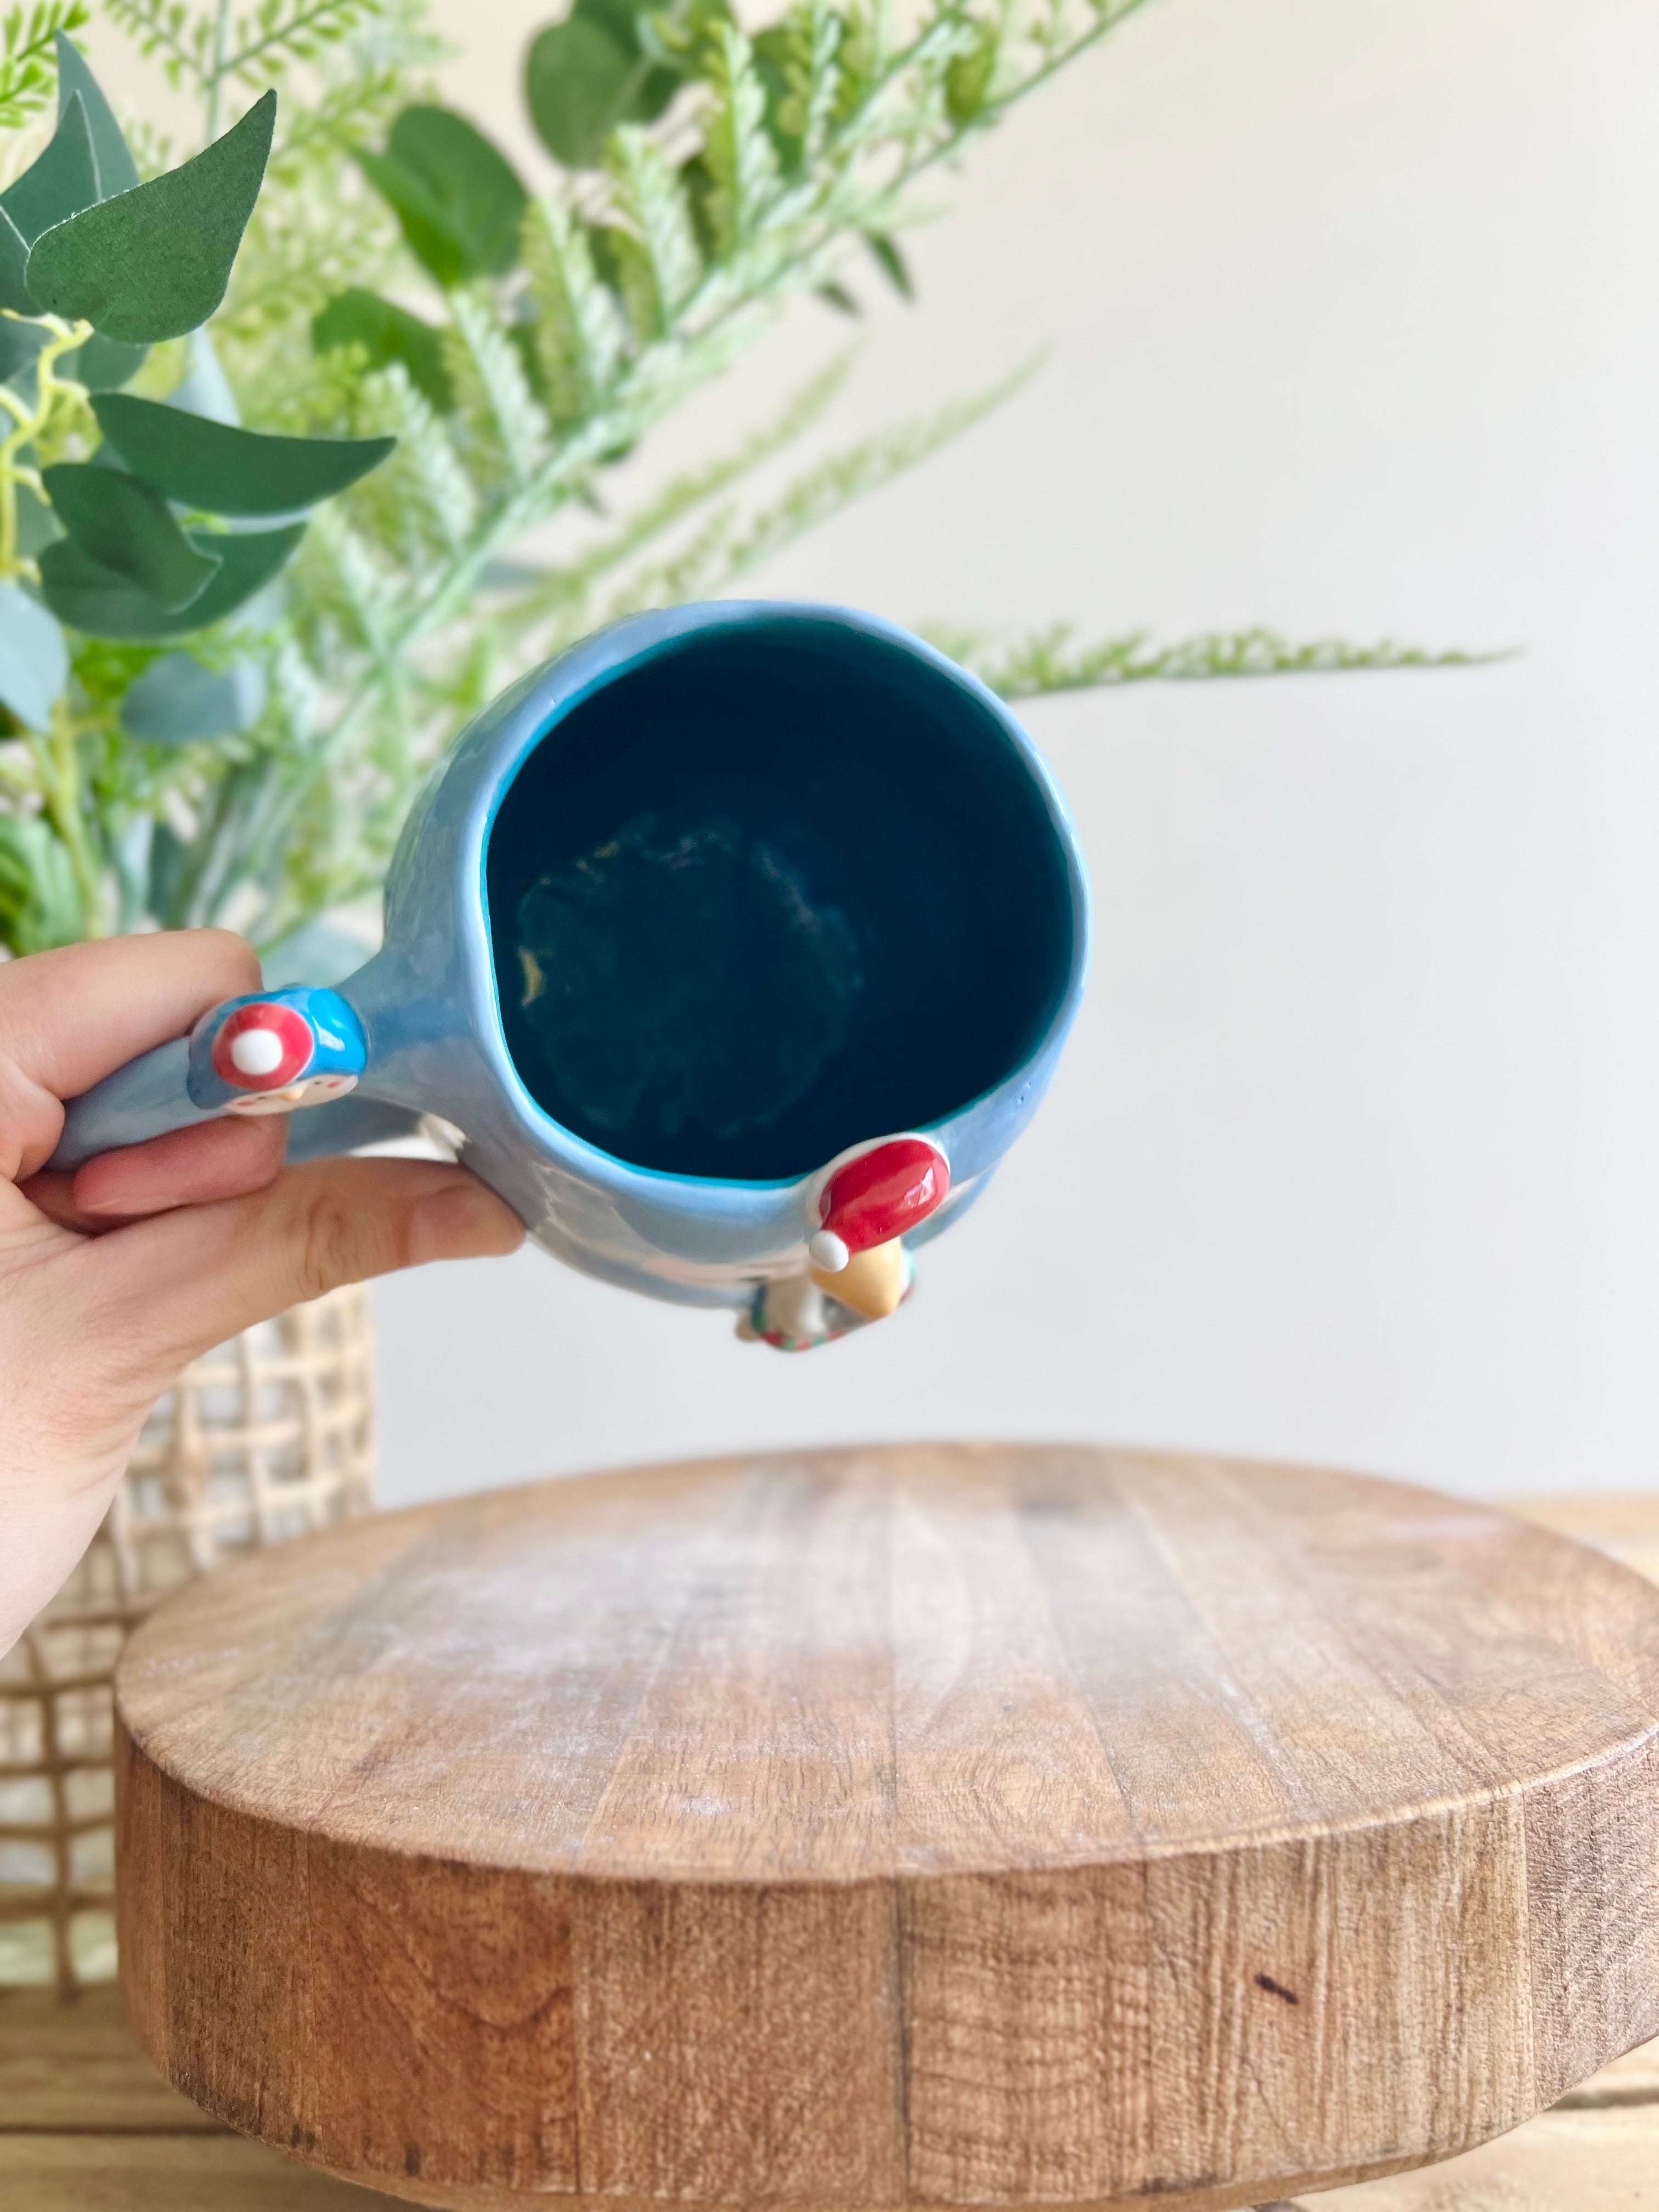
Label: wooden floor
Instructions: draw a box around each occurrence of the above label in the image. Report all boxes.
[4,1492,1658,2211]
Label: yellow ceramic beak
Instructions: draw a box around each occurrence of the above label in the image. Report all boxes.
[812,1237,907,1321]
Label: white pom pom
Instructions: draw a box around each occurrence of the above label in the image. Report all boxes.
[230,1027,285,1076]
[808,1229,849,1272]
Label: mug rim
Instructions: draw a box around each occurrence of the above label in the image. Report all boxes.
[449,600,1091,1204]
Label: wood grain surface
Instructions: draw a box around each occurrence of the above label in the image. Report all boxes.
[112,1446,1659,2212]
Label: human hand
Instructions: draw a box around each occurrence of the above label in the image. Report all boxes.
[0,931,524,1657]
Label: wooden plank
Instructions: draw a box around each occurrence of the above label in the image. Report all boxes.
[0,2134,406,2208]
[0,1987,219,2132]
[1285,2102,1659,2207]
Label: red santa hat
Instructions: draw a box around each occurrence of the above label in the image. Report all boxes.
[805,1135,950,1272]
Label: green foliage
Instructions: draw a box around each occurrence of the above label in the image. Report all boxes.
[0,26,397,947]
[932,625,1504,698]
[120,646,265,735]
[55,27,139,190]
[0,0,1477,960]
[93,390,393,509]
[100,0,377,104]
[0,4,87,135]
[357,104,526,286]
[0,205,31,308]
[38,517,305,632]
[1,88,97,239]
[524,0,677,171]
[0,810,82,946]
[43,459,222,605]
[26,91,275,338]
[312,286,452,408]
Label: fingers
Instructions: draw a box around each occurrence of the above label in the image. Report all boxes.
[21,1116,288,1232]
[67,1156,524,1400]
[0,931,261,1182]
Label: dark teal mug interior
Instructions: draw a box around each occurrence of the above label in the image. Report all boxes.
[486,620,1075,1182]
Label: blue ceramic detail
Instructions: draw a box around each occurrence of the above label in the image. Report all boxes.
[50,603,1091,1309]
[187,987,366,1109]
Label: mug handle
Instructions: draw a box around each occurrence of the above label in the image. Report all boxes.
[47,985,403,1173]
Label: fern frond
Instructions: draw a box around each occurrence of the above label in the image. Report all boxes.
[0,2,86,133]
[522,196,631,426]
[268,634,321,748]
[932,625,1507,699]
[703,23,781,254]
[348,360,478,561]
[228,193,398,337]
[296,507,398,659]
[222,0,377,84]
[102,0,210,91]
[706,360,1035,588]
[97,0,1466,951]
[445,291,552,488]
[266,64,402,177]
[606,127,702,337]
[798,0,844,166]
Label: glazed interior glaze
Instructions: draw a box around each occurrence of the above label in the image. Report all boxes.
[487,619,1075,1181]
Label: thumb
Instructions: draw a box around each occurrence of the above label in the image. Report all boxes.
[66,1157,524,1399]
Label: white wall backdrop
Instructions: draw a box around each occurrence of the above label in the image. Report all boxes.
[110,0,1659,1498]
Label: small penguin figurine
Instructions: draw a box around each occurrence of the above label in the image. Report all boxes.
[743,1136,949,1351]
[188,989,368,1119]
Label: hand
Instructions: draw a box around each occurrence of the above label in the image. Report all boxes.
[0,930,524,1658]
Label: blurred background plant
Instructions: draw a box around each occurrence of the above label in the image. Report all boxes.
[0,0,1468,968]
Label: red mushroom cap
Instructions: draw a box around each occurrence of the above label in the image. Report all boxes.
[211,1002,314,1092]
[819,1137,950,1256]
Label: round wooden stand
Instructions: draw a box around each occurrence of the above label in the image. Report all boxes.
[114,1446,1659,2212]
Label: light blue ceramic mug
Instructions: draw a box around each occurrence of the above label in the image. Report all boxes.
[54,603,1090,1350]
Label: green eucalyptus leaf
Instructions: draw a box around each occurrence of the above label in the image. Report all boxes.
[120,651,267,741]
[358,107,526,286]
[0,207,32,315]
[55,34,140,199]
[42,462,222,611]
[0,816,83,954]
[392,108,527,274]
[38,521,304,639]
[526,17,639,170]
[0,583,68,731]
[92,393,394,516]
[865,232,913,300]
[71,332,149,391]
[313,287,453,411]
[356,146,468,287]
[577,0,655,54]
[25,92,275,342]
[1,94,98,245]
[815,280,860,316]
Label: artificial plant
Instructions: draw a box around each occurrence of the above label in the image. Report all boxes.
[0,0,1465,963]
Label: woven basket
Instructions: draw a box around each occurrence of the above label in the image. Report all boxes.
[0,1284,376,1996]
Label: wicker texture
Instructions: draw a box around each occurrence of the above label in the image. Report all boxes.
[0,1286,375,1996]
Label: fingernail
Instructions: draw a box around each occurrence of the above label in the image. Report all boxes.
[409,1177,526,1265]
